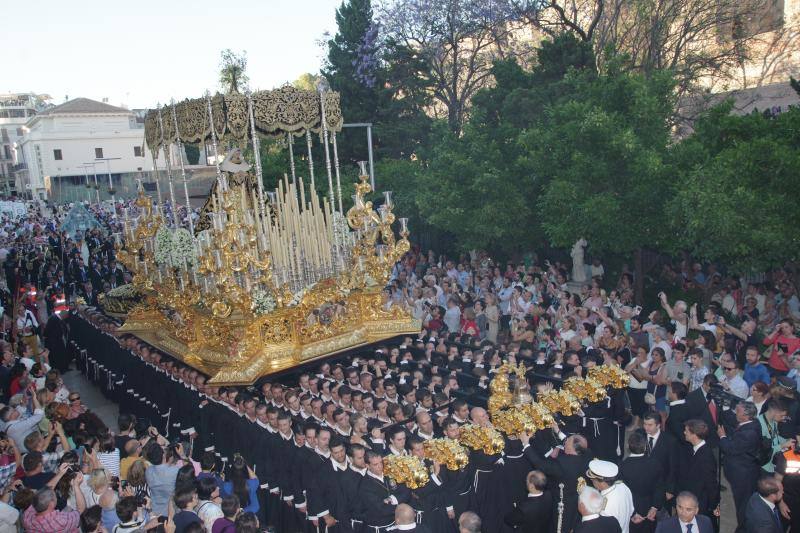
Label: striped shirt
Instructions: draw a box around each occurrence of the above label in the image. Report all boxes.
[97,449,121,478]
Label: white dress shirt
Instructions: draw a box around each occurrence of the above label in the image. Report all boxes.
[600,482,634,533]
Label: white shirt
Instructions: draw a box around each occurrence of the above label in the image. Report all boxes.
[678,517,698,533]
[196,500,223,532]
[600,482,634,533]
[692,440,706,454]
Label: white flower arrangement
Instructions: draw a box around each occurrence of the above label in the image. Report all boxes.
[172,228,196,267]
[154,226,196,268]
[251,288,277,316]
[154,226,173,266]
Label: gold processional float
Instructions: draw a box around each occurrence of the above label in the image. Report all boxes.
[109,84,419,385]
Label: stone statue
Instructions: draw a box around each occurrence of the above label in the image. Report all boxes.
[571,238,587,282]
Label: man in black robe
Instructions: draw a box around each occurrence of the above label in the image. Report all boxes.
[44,309,69,372]
[620,431,665,533]
[503,470,553,533]
[520,430,592,533]
[358,450,411,532]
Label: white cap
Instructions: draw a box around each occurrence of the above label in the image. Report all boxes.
[587,459,618,479]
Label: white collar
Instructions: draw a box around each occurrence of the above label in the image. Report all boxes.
[331,457,348,471]
[601,485,617,495]
[628,453,645,458]
[389,446,407,456]
[670,399,686,406]
[739,420,754,427]
[453,415,466,423]
[678,517,698,531]
[582,514,600,522]
[692,440,706,453]
[367,471,384,483]
[393,524,417,531]
[315,447,331,459]
[280,431,293,441]
[528,492,543,498]
[350,465,366,476]
[417,430,434,440]
[760,495,776,510]
[648,430,660,441]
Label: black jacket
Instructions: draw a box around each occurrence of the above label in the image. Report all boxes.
[573,515,622,533]
[620,455,665,515]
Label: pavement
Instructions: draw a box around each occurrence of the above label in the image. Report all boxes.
[61,368,119,433]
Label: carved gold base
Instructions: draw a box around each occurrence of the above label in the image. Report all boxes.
[117,295,421,385]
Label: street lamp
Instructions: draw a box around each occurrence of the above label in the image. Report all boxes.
[95,157,122,206]
[82,162,101,204]
[77,165,95,203]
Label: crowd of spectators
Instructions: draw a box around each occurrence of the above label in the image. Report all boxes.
[0,197,797,533]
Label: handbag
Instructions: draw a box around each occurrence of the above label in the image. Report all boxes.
[644,393,657,405]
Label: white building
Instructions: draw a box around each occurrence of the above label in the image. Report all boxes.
[0,93,41,195]
[17,97,152,199]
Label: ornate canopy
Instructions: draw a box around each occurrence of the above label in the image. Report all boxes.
[144,87,343,156]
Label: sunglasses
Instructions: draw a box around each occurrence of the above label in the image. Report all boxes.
[69,396,80,402]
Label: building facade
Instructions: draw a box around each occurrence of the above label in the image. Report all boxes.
[0,93,41,196]
[16,98,153,200]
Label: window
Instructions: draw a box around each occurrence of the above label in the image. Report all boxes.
[134,146,143,157]
[95,147,103,159]
[53,149,62,160]
[3,146,11,160]
[16,128,23,137]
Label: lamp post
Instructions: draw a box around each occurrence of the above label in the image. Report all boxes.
[82,162,101,205]
[95,157,122,207]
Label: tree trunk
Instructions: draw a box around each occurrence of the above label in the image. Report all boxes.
[634,247,644,305]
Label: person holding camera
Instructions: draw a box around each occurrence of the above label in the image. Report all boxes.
[113,495,161,533]
[764,319,800,376]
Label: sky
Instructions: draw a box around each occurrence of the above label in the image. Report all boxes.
[2,0,343,110]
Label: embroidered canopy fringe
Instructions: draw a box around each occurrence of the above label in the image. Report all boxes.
[144,86,343,157]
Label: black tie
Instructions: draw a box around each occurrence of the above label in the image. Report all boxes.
[647,436,654,456]
[686,524,693,533]
[774,506,782,528]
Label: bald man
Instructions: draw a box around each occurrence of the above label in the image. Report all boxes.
[470,407,491,428]
[394,503,433,532]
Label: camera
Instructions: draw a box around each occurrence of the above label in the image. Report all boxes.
[707,383,742,409]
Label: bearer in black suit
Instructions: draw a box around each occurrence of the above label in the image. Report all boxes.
[503,470,553,533]
[674,419,719,520]
[654,492,714,533]
[686,374,720,449]
[574,486,622,533]
[718,401,763,530]
[620,431,664,533]
[358,450,412,532]
[743,475,784,533]
[666,382,691,444]
[642,412,675,496]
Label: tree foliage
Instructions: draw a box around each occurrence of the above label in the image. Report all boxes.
[668,103,800,270]
[184,144,200,166]
[219,49,249,94]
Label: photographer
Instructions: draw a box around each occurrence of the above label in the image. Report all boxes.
[764,319,800,376]
[113,495,161,533]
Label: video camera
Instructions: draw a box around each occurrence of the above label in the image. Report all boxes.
[707,383,743,409]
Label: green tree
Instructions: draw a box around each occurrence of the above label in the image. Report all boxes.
[668,102,800,271]
[526,58,676,301]
[219,49,249,94]
[415,34,595,254]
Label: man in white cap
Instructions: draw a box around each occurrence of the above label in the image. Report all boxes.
[587,459,634,533]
